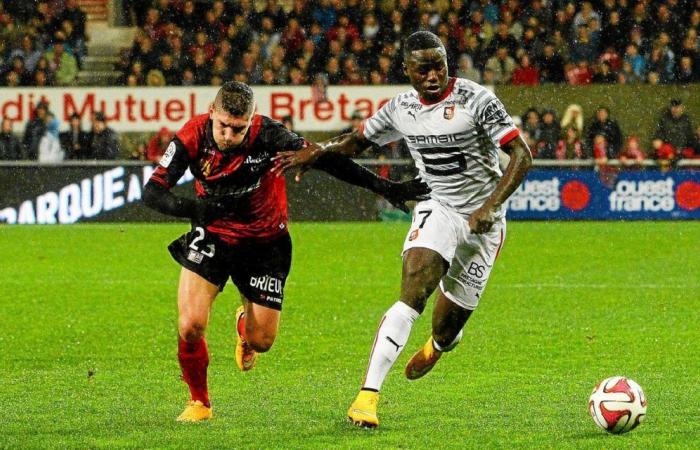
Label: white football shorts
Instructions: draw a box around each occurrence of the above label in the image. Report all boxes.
[402,199,506,310]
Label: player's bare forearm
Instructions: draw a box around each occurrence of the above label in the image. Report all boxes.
[469,136,531,233]
[319,130,369,157]
[273,130,370,173]
[484,136,532,209]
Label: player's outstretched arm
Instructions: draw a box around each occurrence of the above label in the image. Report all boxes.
[469,136,532,234]
[272,130,368,174]
[143,181,231,225]
[312,152,430,212]
[273,130,430,211]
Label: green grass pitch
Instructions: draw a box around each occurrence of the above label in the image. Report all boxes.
[1,221,698,449]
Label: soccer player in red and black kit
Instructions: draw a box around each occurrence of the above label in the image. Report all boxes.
[143,81,429,422]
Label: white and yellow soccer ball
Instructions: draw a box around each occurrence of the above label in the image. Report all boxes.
[588,376,647,434]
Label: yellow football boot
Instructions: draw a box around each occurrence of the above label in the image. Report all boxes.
[176,400,212,422]
[235,306,257,371]
[405,336,442,380]
[347,390,380,428]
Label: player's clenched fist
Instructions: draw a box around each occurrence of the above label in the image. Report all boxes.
[468,204,498,234]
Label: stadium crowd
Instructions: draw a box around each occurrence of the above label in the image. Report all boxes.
[1,0,699,88]
[0,0,699,164]
[107,0,700,87]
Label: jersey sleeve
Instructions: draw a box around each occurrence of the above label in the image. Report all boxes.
[360,97,403,146]
[148,136,191,188]
[474,90,519,148]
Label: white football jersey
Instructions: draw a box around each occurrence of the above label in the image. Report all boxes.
[361,77,519,218]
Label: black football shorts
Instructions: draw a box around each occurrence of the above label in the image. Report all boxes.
[168,225,292,311]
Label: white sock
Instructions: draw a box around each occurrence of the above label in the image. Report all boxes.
[432,329,463,352]
[362,301,420,391]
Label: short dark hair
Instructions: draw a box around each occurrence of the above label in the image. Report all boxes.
[403,31,445,59]
[214,81,254,116]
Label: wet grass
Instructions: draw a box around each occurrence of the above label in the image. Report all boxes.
[0,221,698,449]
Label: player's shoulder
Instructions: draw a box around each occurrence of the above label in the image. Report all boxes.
[256,114,293,138]
[380,89,416,109]
[255,114,304,147]
[175,113,209,158]
[452,77,500,109]
[453,77,494,98]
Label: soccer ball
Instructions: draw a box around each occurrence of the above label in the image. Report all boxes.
[588,376,647,434]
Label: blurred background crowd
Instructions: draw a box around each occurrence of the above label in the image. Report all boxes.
[2,0,699,88]
[0,0,698,165]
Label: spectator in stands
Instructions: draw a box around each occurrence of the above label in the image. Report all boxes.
[600,10,627,54]
[561,104,585,135]
[537,109,561,159]
[146,69,166,86]
[676,56,698,84]
[10,35,42,73]
[487,22,519,57]
[190,49,212,85]
[538,43,565,83]
[592,135,611,165]
[3,71,20,87]
[592,62,617,83]
[570,25,597,63]
[556,125,585,160]
[89,112,121,160]
[159,53,181,85]
[586,107,623,159]
[3,56,30,86]
[618,61,643,84]
[652,98,696,161]
[623,44,646,80]
[485,47,516,84]
[44,39,78,86]
[38,113,64,163]
[455,54,481,83]
[566,60,593,85]
[0,118,22,160]
[60,113,90,159]
[189,31,216,62]
[619,136,646,167]
[22,101,49,160]
[56,0,87,62]
[521,108,541,154]
[511,54,539,85]
[154,0,178,26]
[119,60,145,86]
[145,127,173,163]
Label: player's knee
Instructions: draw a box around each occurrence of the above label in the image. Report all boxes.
[179,319,206,342]
[248,331,276,353]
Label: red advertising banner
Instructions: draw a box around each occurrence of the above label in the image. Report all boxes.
[0,86,409,132]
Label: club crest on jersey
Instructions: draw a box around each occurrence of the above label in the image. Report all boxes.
[443,105,455,120]
[200,157,214,177]
[408,229,419,241]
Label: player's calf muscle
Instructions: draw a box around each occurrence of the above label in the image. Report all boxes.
[246,330,276,352]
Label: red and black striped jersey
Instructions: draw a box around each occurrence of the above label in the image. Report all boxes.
[149,113,306,244]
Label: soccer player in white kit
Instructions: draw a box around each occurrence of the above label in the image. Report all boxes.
[275,31,532,428]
